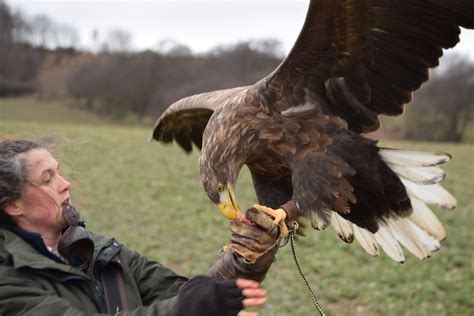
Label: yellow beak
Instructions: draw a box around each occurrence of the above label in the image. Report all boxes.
[217,185,241,220]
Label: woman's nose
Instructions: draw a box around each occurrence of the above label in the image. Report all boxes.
[59,175,71,192]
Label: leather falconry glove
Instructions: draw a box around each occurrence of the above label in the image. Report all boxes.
[208,207,281,283]
[58,203,94,269]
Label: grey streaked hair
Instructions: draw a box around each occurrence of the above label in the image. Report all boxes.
[0,138,55,222]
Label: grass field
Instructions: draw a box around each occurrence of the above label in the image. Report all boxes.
[1,98,473,315]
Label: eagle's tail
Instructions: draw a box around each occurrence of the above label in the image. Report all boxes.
[379,149,456,209]
[331,149,456,262]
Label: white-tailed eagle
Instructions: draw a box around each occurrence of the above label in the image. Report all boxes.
[152,0,473,262]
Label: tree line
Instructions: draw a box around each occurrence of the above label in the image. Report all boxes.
[0,1,282,120]
[0,1,472,142]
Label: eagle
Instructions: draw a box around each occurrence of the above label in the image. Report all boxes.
[152,0,473,262]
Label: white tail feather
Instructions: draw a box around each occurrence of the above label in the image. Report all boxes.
[375,148,452,260]
[353,225,379,256]
[388,165,445,185]
[409,197,447,240]
[330,212,354,243]
[331,211,443,262]
[349,217,442,262]
[327,148,453,262]
[310,209,330,230]
[386,218,430,259]
[374,225,405,263]
[410,221,441,253]
[381,148,456,209]
[402,180,457,209]
[379,149,450,167]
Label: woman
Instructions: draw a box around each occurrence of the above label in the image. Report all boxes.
[0,138,279,315]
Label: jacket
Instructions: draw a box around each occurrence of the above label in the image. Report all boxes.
[0,227,188,315]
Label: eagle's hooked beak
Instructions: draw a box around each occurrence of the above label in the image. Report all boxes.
[217,184,241,220]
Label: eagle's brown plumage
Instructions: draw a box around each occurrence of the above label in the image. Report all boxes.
[153,0,472,261]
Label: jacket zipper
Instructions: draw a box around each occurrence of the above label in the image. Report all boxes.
[88,242,110,313]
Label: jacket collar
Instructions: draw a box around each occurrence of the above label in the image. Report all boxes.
[7,225,63,263]
[0,228,89,278]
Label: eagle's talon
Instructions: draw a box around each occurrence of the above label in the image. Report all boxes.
[220,244,231,257]
[269,222,277,234]
[253,204,289,238]
[278,220,289,238]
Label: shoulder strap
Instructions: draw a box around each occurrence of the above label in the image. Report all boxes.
[100,256,129,313]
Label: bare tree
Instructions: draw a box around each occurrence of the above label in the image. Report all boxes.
[249,39,284,58]
[11,10,32,44]
[0,1,40,96]
[90,29,100,52]
[0,0,14,43]
[29,14,55,47]
[104,29,133,53]
[156,39,192,56]
[54,23,80,48]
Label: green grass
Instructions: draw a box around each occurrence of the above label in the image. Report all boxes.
[1,98,473,315]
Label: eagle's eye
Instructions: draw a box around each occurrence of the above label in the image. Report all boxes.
[217,183,225,193]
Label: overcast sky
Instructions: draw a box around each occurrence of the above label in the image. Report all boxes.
[6,0,474,59]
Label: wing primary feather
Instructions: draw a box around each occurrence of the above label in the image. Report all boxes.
[174,130,193,153]
[326,78,380,132]
[344,63,371,104]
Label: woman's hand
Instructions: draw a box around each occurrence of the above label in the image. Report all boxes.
[237,278,267,316]
[178,276,267,316]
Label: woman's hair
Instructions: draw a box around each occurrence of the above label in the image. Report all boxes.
[0,138,53,222]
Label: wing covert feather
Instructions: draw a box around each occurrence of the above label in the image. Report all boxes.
[152,86,248,152]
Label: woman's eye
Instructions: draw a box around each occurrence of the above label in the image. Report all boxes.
[44,176,53,184]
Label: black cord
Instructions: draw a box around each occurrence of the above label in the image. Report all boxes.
[289,221,325,316]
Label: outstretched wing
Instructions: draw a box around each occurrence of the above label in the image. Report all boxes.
[152,87,248,152]
[247,0,467,261]
[255,0,473,133]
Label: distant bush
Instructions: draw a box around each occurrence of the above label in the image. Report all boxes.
[66,42,281,121]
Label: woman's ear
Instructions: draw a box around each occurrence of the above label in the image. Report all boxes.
[4,200,23,217]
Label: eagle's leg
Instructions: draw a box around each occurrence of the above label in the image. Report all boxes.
[252,204,288,238]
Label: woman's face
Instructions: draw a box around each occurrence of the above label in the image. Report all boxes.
[17,148,71,233]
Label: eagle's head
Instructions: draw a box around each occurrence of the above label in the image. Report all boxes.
[199,107,247,220]
[200,146,242,220]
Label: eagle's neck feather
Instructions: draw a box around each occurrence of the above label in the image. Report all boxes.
[281,101,319,117]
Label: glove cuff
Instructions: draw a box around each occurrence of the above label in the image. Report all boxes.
[207,240,278,282]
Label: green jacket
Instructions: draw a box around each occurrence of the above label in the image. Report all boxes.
[0,228,188,315]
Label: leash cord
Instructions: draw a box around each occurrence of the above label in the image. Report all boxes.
[289,221,325,316]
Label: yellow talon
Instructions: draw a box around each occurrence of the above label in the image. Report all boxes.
[219,244,231,258]
[222,244,230,253]
[253,204,289,238]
